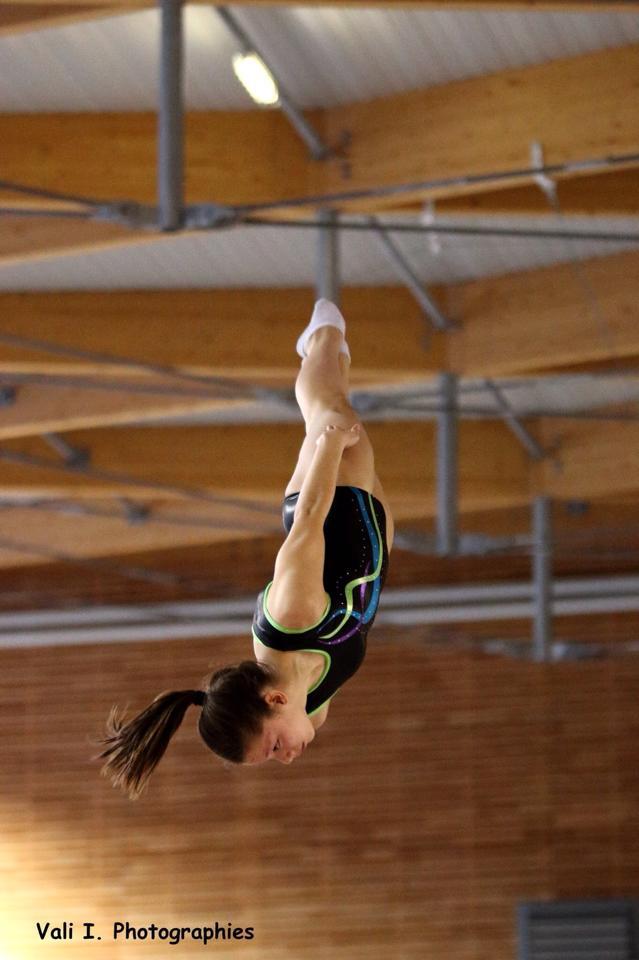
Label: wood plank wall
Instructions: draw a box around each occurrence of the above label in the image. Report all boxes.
[1,627,637,960]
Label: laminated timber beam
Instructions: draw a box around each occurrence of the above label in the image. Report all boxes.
[408,169,639,218]
[316,44,639,211]
[0,3,148,36]
[3,42,639,263]
[0,421,530,513]
[0,288,439,379]
[533,417,639,501]
[446,249,639,377]
[0,498,282,570]
[0,378,253,441]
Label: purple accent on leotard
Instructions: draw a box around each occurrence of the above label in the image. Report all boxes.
[313,562,372,646]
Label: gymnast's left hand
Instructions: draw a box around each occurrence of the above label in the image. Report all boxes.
[316,423,361,449]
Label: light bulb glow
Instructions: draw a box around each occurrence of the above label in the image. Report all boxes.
[232,52,280,106]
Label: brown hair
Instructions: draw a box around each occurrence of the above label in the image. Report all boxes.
[97,660,275,799]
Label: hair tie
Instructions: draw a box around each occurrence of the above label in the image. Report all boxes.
[191,690,206,707]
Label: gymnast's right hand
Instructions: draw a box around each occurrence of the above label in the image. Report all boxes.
[316,423,361,449]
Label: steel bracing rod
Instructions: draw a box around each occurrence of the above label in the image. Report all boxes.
[4,148,639,226]
[0,330,281,403]
[482,380,547,460]
[215,7,331,161]
[5,205,639,245]
[532,495,552,662]
[367,216,453,332]
[0,447,278,517]
[42,433,87,465]
[0,371,262,401]
[242,217,639,244]
[158,0,184,231]
[0,178,105,208]
[0,208,93,220]
[0,498,279,535]
[6,202,639,244]
[235,150,639,215]
[316,209,340,303]
[436,372,459,557]
[7,371,639,425]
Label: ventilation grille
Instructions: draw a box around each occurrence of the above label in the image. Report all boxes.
[518,900,639,960]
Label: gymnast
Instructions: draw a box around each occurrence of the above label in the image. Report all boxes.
[99,299,394,797]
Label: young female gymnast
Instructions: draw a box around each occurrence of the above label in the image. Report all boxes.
[99,299,394,797]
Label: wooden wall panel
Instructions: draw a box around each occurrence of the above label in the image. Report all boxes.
[1,631,637,960]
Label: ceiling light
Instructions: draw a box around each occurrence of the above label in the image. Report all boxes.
[232,52,280,106]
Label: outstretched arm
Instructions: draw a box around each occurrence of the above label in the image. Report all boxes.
[294,424,360,526]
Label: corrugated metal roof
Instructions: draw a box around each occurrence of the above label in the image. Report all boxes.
[0,6,637,112]
[0,214,636,291]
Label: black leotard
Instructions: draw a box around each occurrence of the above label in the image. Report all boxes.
[252,485,390,716]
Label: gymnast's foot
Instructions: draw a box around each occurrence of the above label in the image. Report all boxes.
[296,299,351,361]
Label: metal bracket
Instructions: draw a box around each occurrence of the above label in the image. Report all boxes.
[93,202,162,231]
[530,141,558,206]
[332,130,352,180]
[183,204,242,231]
[0,386,17,407]
[118,498,150,525]
[93,201,241,232]
[42,433,90,469]
[421,200,442,257]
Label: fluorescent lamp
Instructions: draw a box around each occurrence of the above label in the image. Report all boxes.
[232,51,280,106]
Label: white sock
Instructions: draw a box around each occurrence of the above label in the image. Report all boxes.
[295,299,351,361]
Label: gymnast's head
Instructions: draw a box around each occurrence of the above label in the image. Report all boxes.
[97,660,316,798]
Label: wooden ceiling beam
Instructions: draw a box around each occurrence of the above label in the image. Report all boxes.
[2,42,638,263]
[0,286,446,383]
[534,416,639,500]
[401,169,639,218]
[0,499,282,570]
[0,110,312,208]
[317,44,639,210]
[0,2,147,36]
[446,249,639,376]
[0,379,253,441]
[0,421,531,514]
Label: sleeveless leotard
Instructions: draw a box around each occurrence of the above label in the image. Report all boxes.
[252,485,390,715]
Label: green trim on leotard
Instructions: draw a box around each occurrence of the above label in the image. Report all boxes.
[252,636,333,715]
[262,580,331,634]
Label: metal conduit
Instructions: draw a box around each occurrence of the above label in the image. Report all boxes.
[158,0,184,231]
[3,575,639,648]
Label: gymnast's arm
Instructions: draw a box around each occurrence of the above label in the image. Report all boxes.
[294,426,354,525]
[268,430,350,627]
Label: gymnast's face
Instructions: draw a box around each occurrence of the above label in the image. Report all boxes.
[243,691,316,766]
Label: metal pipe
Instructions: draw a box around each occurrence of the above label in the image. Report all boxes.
[237,149,639,215]
[3,579,639,648]
[532,495,552,662]
[368,216,453,331]
[158,0,184,231]
[483,379,547,460]
[436,372,458,556]
[242,216,639,244]
[316,209,340,304]
[216,7,330,161]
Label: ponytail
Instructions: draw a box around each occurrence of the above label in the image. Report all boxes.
[98,688,202,800]
[97,660,276,798]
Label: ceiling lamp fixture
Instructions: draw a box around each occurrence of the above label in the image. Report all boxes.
[232,51,280,106]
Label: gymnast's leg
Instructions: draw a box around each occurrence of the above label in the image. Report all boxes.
[284,302,376,498]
